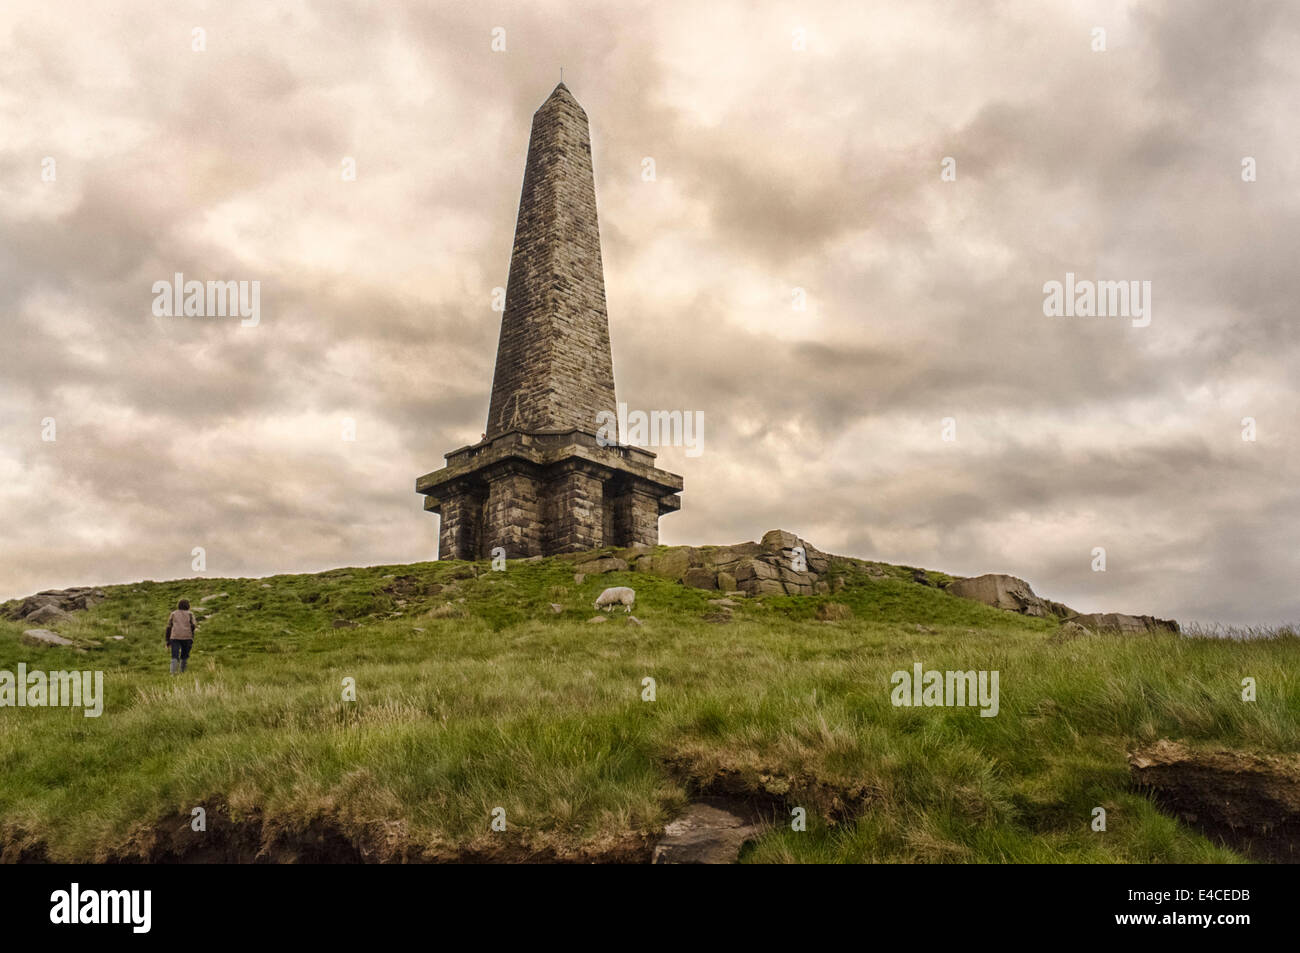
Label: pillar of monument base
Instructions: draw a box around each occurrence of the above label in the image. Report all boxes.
[484,468,543,557]
[614,485,661,549]
[436,487,485,561]
[546,465,605,553]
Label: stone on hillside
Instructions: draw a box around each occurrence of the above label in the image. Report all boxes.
[261,583,272,588]
[332,619,359,629]
[24,604,71,625]
[549,603,564,614]
[1071,612,1179,634]
[587,615,607,624]
[620,532,830,597]
[8,587,107,620]
[703,543,761,568]
[652,802,762,864]
[24,593,63,610]
[760,529,800,553]
[23,629,73,647]
[735,560,778,582]
[573,573,585,584]
[626,616,643,626]
[708,598,739,608]
[912,570,932,586]
[575,556,627,575]
[642,548,690,579]
[946,574,1055,617]
[682,568,717,590]
[760,529,829,570]
[200,593,229,603]
[1049,620,1095,643]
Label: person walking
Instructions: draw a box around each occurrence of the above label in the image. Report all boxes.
[165,599,198,674]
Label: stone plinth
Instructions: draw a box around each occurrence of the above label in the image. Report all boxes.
[419,430,682,560]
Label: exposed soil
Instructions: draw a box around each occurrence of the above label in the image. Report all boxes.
[1130,739,1300,863]
[662,754,880,826]
[3,803,653,864]
[13,741,1297,864]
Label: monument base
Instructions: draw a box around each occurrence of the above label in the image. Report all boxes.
[416,430,683,560]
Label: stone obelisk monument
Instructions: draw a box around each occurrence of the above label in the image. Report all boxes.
[416,83,683,559]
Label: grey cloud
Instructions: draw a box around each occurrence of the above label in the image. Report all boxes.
[1,0,1296,627]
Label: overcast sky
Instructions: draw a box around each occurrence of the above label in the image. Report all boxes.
[2,0,1297,625]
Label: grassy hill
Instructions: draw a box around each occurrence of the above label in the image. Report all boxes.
[1,549,1296,863]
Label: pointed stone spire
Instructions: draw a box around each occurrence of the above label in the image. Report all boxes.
[417,83,682,560]
[485,83,617,438]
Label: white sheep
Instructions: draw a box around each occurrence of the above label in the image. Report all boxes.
[594,586,636,613]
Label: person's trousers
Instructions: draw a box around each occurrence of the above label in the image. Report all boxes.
[170,639,192,672]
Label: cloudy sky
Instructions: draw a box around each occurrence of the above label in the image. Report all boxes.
[1,0,1296,624]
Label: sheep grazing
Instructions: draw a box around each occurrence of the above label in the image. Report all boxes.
[594,586,636,613]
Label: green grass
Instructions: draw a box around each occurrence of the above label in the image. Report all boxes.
[0,555,1295,862]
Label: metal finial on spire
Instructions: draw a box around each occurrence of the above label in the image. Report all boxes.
[560,67,564,84]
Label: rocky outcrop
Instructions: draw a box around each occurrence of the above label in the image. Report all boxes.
[946,575,1177,631]
[1071,612,1179,634]
[22,629,74,647]
[574,556,628,576]
[1048,620,1095,643]
[1130,739,1300,861]
[622,529,832,597]
[23,604,72,625]
[3,587,106,627]
[681,567,718,590]
[945,573,1067,618]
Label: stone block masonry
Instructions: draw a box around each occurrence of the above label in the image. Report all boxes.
[486,83,617,439]
[417,83,682,558]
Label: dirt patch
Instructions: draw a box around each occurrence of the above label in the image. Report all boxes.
[444,838,652,864]
[0,828,51,863]
[662,755,880,826]
[1130,739,1300,862]
[5,803,654,864]
[103,806,368,863]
